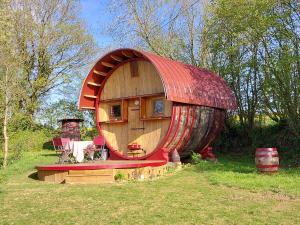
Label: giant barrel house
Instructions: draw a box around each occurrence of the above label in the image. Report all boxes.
[79,48,236,161]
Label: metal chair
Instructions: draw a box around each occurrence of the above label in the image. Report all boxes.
[83,144,95,161]
[93,136,107,160]
[52,137,73,164]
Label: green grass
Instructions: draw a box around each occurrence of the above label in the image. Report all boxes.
[196,155,300,197]
[0,151,300,225]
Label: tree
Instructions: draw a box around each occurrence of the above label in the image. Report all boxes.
[10,0,96,118]
[202,0,272,132]
[108,0,208,66]
[203,0,300,136]
[260,1,300,134]
[37,99,84,129]
[108,0,300,136]
[0,0,24,168]
[0,0,96,167]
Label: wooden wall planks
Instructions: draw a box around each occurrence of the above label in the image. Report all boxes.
[100,61,164,100]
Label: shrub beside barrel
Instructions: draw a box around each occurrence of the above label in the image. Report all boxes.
[255,148,279,173]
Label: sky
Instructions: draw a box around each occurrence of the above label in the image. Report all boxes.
[46,1,127,109]
[46,1,114,107]
[79,0,115,48]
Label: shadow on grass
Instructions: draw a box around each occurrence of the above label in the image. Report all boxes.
[41,153,57,157]
[194,155,257,174]
[43,141,54,150]
[0,186,5,195]
[28,172,39,181]
[193,154,300,175]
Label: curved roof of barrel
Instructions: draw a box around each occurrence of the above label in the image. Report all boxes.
[79,48,237,110]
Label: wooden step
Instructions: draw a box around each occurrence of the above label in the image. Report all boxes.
[69,169,113,176]
[65,169,114,184]
[84,94,97,99]
[133,51,142,57]
[65,174,114,184]
[101,62,114,68]
[93,70,107,76]
[122,51,134,58]
[110,55,123,62]
[80,106,96,110]
[87,81,101,87]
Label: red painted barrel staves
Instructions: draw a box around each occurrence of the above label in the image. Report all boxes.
[78,48,237,161]
[255,148,279,173]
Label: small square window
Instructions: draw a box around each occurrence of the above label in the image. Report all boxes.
[153,99,164,115]
[110,104,121,119]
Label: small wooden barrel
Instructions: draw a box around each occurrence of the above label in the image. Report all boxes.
[60,118,83,141]
[255,148,279,173]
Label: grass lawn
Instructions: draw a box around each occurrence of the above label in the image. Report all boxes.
[0,151,300,225]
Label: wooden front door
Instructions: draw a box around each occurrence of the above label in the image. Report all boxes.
[127,99,144,152]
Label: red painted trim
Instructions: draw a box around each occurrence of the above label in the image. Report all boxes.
[183,106,196,147]
[108,151,127,160]
[255,154,279,157]
[156,104,176,149]
[256,148,277,152]
[36,160,166,171]
[142,103,177,159]
[178,106,197,153]
[100,92,164,102]
[259,171,278,173]
[256,165,279,168]
[201,109,225,151]
[147,148,169,161]
[173,106,190,150]
[138,103,176,160]
[97,89,174,161]
[165,105,182,148]
[79,48,237,110]
[96,58,153,160]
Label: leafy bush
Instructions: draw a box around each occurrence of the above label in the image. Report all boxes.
[212,122,300,166]
[81,126,98,141]
[4,129,57,165]
[9,129,56,152]
[114,172,125,181]
[191,151,201,164]
[8,113,36,131]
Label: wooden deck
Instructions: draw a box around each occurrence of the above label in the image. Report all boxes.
[36,160,167,184]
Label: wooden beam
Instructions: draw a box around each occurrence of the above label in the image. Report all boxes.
[84,95,97,99]
[93,70,107,76]
[110,55,123,62]
[133,51,142,57]
[101,62,114,68]
[121,51,134,58]
[87,82,101,87]
[80,106,96,110]
[100,92,165,103]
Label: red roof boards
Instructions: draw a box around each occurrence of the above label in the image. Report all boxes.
[79,48,237,110]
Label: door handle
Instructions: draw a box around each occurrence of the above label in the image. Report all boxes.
[131,127,145,130]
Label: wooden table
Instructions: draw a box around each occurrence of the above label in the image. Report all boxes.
[127,149,145,157]
[70,140,93,162]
